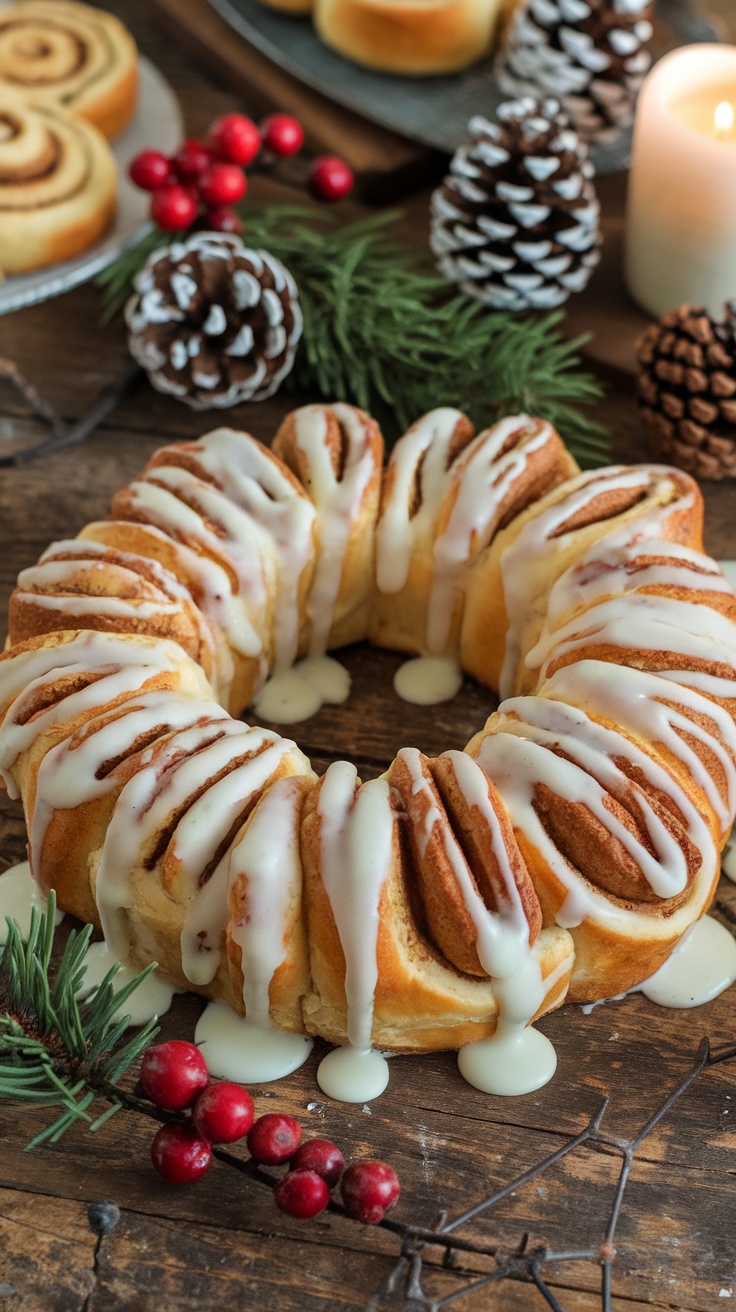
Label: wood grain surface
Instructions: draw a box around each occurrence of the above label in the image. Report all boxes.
[1,3,736,1310]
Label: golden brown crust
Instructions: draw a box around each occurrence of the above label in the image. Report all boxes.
[460,465,702,695]
[0,98,117,275]
[313,0,505,75]
[273,404,384,651]
[0,1,138,140]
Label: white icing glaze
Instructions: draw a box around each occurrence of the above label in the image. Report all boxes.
[458,1020,557,1095]
[167,429,317,675]
[717,559,736,591]
[0,860,64,944]
[393,656,462,706]
[195,1000,313,1083]
[316,1046,390,1103]
[375,408,469,596]
[457,953,571,1096]
[122,477,267,662]
[292,404,376,657]
[540,660,736,832]
[640,916,736,1008]
[400,747,532,979]
[227,775,304,1029]
[77,940,177,1026]
[317,762,393,1053]
[0,631,188,798]
[499,467,692,698]
[313,762,394,1102]
[31,692,229,875]
[93,716,305,984]
[428,416,554,657]
[253,655,350,725]
[474,671,724,939]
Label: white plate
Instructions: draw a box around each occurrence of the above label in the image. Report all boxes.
[0,57,183,317]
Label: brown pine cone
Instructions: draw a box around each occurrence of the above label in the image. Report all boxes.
[430,97,600,311]
[126,233,302,410]
[636,304,736,481]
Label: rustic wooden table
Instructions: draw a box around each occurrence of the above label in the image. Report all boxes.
[1,3,736,1309]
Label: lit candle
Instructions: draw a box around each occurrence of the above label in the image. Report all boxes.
[625,44,736,318]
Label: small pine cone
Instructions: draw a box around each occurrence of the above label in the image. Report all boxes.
[636,303,736,481]
[430,98,600,312]
[126,233,303,410]
[496,0,654,145]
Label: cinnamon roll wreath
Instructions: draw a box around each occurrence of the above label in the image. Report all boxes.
[2,406,735,1065]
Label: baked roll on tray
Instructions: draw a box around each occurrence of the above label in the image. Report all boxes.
[0,95,117,276]
[2,405,735,1072]
[0,0,138,141]
[256,0,514,76]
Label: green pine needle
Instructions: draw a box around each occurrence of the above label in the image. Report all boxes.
[97,207,608,467]
[0,896,159,1148]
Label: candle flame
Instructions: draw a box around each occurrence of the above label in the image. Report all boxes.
[715,100,734,135]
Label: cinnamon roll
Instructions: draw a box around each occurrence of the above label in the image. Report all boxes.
[0,96,116,274]
[0,1,137,140]
[313,0,507,76]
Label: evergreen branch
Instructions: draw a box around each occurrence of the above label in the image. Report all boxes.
[97,208,608,467]
[0,897,159,1147]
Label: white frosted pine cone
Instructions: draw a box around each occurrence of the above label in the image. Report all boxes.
[496,0,654,145]
[430,97,601,312]
[126,232,303,410]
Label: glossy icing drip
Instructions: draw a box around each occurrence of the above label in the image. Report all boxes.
[175,429,317,676]
[400,747,532,979]
[498,466,685,698]
[0,860,63,944]
[228,774,305,1029]
[393,655,463,706]
[640,915,736,1008]
[195,1000,313,1083]
[315,760,393,1102]
[0,631,186,798]
[375,408,469,597]
[253,654,350,725]
[94,716,307,982]
[292,404,376,658]
[428,416,554,657]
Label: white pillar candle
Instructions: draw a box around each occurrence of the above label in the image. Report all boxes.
[625,44,736,319]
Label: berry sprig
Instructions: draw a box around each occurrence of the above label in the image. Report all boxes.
[129,112,354,235]
[140,1041,400,1224]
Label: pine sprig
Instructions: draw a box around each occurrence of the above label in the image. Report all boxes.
[97,208,608,466]
[0,897,159,1148]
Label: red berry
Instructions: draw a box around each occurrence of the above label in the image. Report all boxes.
[200,205,243,234]
[199,162,247,207]
[192,1081,254,1144]
[247,1113,301,1165]
[340,1160,401,1224]
[260,113,304,157]
[208,113,261,166]
[151,184,198,233]
[274,1169,330,1219]
[129,149,172,191]
[309,155,354,202]
[291,1138,345,1187]
[140,1040,209,1111]
[151,1123,212,1185]
[171,137,211,181]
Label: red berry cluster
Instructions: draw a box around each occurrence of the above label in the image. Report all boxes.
[140,1041,400,1224]
[129,112,354,235]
